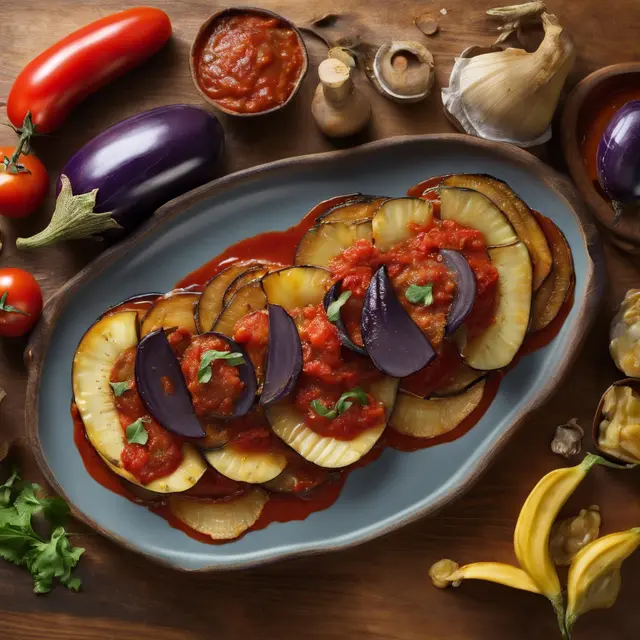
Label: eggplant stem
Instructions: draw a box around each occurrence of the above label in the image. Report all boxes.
[611,200,625,226]
[16,175,121,250]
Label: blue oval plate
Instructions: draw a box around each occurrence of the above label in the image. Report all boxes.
[26,135,603,571]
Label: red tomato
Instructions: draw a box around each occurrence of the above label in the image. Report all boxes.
[7,8,172,134]
[0,269,43,337]
[0,147,48,218]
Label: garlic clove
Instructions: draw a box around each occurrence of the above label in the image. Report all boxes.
[442,12,575,147]
[551,417,584,459]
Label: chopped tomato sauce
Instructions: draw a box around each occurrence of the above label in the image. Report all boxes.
[181,334,245,418]
[195,13,304,114]
[233,310,269,378]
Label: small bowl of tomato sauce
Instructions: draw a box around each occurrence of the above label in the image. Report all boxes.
[190,7,309,117]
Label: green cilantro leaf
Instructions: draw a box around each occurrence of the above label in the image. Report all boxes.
[310,387,369,420]
[198,350,245,384]
[0,468,20,507]
[125,417,150,445]
[14,484,69,529]
[310,400,338,420]
[405,283,434,306]
[109,380,131,397]
[326,290,351,323]
[0,291,30,316]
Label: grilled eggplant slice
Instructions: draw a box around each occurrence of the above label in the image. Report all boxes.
[441,250,476,335]
[439,187,518,247]
[323,281,367,355]
[101,293,161,321]
[295,222,372,267]
[140,291,200,337]
[390,380,485,438]
[72,311,206,492]
[169,488,268,540]
[203,446,287,484]
[262,266,332,311]
[530,216,574,332]
[262,462,332,493]
[431,364,487,397]
[265,377,399,468]
[459,242,533,370]
[223,265,273,307]
[316,195,388,224]
[442,174,552,289]
[372,198,433,252]
[213,281,267,337]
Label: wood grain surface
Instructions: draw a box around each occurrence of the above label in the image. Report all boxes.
[0,1,638,638]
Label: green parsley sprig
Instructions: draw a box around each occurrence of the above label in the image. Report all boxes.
[310,387,369,420]
[405,283,434,306]
[198,350,245,384]
[326,290,351,323]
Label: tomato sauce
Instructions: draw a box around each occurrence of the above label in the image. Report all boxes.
[194,13,304,114]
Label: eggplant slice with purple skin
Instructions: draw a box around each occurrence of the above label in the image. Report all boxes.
[323,281,367,355]
[213,281,267,337]
[260,304,303,406]
[440,249,476,335]
[372,197,433,252]
[261,266,332,310]
[294,221,372,267]
[100,293,162,321]
[140,291,200,337]
[362,266,436,378]
[315,195,388,224]
[135,329,206,438]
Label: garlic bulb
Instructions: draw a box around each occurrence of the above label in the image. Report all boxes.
[610,289,640,377]
[442,12,575,147]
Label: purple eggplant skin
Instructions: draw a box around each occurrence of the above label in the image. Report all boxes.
[597,100,640,220]
[135,329,206,438]
[361,266,436,378]
[260,304,303,406]
[323,282,368,356]
[440,250,476,335]
[60,104,225,235]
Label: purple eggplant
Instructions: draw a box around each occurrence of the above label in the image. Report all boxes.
[260,305,303,406]
[135,329,206,438]
[323,282,367,355]
[17,105,225,249]
[597,100,640,224]
[361,266,436,378]
[441,250,476,335]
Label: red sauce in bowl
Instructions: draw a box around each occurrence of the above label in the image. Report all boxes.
[194,12,305,114]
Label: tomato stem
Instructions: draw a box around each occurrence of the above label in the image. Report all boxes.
[3,112,37,175]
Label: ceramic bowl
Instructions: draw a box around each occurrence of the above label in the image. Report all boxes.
[189,6,309,117]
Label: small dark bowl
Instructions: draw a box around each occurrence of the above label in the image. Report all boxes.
[189,6,309,118]
[561,63,640,254]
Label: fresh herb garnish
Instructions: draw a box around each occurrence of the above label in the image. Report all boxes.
[0,292,30,316]
[405,283,434,307]
[198,350,245,384]
[310,387,369,420]
[109,380,131,397]
[0,469,84,593]
[326,290,351,323]
[125,417,151,445]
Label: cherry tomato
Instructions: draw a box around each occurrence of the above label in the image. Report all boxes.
[7,8,171,134]
[0,268,43,337]
[0,147,48,218]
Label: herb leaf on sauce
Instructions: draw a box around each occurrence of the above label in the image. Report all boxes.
[109,380,131,397]
[326,290,351,323]
[0,291,30,316]
[125,417,151,445]
[310,387,369,420]
[405,283,434,307]
[198,350,245,384]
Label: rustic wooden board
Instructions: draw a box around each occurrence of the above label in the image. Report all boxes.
[0,1,639,638]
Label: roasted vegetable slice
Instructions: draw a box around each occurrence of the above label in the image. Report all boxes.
[294,222,372,267]
[441,250,475,335]
[140,291,200,336]
[390,380,485,438]
[263,461,332,493]
[530,216,574,332]
[459,243,532,370]
[316,195,387,223]
[372,198,433,252]
[72,311,206,492]
[265,377,399,468]
[442,174,552,289]
[203,446,287,483]
[213,281,267,337]
[323,281,367,355]
[101,293,161,321]
[169,488,268,540]
[439,186,518,247]
[262,266,332,311]
[431,364,487,397]
[223,265,273,306]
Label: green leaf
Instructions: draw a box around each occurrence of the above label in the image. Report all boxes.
[310,400,338,420]
[0,524,41,566]
[126,418,150,445]
[0,468,20,506]
[405,283,434,306]
[0,291,30,316]
[198,350,245,384]
[326,290,351,323]
[13,484,69,529]
[109,380,131,397]
[310,388,369,420]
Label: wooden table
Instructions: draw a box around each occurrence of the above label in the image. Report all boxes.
[1,1,639,638]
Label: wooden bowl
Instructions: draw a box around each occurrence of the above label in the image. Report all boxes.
[189,6,309,118]
[561,63,640,254]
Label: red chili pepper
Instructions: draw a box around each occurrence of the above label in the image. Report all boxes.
[6,7,172,135]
